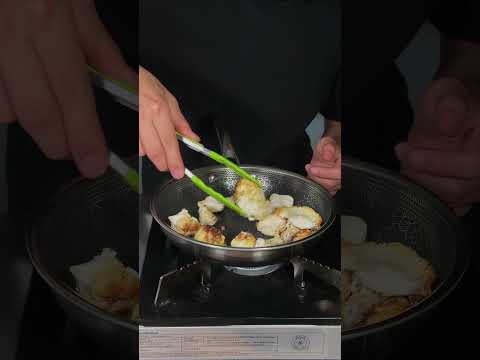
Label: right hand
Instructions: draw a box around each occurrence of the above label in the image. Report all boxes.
[0,0,137,178]
[305,120,341,195]
[396,77,480,215]
[139,66,200,179]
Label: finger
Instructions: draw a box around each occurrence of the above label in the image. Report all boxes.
[315,136,336,154]
[0,80,15,123]
[0,33,68,159]
[416,78,470,137]
[166,95,200,141]
[71,0,137,87]
[322,142,336,161]
[317,137,340,162]
[308,176,341,196]
[402,169,479,205]
[151,100,185,178]
[33,2,108,178]
[396,143,480,178]
[307,175,341,190]
[310,159,336,168]
[139,98,168,171]
[142,136,168,172]
[141,128,168,172]
[306,164,341,180]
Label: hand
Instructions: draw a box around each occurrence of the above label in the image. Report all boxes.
[305,120,341,195]
[139,66,200,179]
[396,77,480,214]
[0,0,136,178]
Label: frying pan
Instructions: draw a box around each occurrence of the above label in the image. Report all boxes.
[341,157,469,360]
[26,169,138,357]
[150,165,336,267]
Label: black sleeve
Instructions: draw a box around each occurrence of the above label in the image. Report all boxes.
[429,0,480,43]
[322,71,341,122]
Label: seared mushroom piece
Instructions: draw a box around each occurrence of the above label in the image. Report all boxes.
[194,225,226,246]
[231,231,257,248]
[168,209,200,236]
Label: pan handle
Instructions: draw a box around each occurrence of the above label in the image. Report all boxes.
[214,120,241,165]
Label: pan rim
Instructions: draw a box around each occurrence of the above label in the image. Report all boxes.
[150,164,336,253]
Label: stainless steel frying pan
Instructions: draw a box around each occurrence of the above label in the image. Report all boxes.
[26,169,138,357]
[341,157,469,359]
[150,165,336,267]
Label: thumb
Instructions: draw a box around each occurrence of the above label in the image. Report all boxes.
[322,142,337,162]
[314,137,339,163]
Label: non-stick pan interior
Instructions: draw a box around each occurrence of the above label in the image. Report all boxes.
[152,166,334,246]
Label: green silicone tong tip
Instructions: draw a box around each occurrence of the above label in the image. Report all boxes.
[175,132,262,187]
[184,169,246,217]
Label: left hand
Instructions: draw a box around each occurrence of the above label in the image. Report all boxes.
[306,120,341,196]
[395,77,480,214]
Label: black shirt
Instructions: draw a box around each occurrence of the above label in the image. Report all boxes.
[140,0,341,164]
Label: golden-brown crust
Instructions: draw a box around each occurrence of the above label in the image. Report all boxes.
[233,179,260,202]
[293,229,314,241]
[180,221,201,236]
[279,222,301,242]
[365,297,412,325]
[233,179,272,220]
[194,225,226,246]
[168,209,200,236]
[94,268,139,302]
[231,231,257,248]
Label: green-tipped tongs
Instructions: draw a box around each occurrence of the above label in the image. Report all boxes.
[175,131,261,186]
[175,132,264,216]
